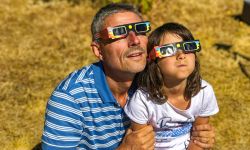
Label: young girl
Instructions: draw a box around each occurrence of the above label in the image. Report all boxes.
[124,22,219,150]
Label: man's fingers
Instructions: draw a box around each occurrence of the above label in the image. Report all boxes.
[133,125,153,133]
[122,126,155,150]
[147,144,154,150]
[139,127,155,145]
[191,124,215,149]
[192,131,204,137]
[194,140,213,149]
[141,136,155,150]
[133,125,154,136]
[193,124,213,131]
[191,137,210,143]
[126,128,132,135]
[126,125,155,149]
[192,136,215,149]
[192,130,215,138]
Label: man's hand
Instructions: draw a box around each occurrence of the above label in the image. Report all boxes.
[118,125,155,150]
[191,124,215,149]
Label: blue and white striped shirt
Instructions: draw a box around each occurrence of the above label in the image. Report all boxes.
[42,61,132,150]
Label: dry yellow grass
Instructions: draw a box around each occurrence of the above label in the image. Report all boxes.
[0,0,249,149]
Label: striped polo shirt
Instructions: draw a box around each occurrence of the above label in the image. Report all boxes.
[42,61,133,150]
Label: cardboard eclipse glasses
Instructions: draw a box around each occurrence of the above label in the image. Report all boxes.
[95,21,151,40]
[149,40,201,59]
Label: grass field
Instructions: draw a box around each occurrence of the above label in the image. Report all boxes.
[0,0,250,149]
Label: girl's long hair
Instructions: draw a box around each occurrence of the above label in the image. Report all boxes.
[137,22,202,104]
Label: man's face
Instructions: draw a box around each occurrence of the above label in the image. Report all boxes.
[95,12,148,79]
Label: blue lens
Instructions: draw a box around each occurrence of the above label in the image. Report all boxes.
[135,23,147,32]
[184,42,197,51]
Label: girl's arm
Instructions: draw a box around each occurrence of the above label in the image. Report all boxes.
[188,116,209,150]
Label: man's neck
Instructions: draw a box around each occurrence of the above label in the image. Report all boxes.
[102,62,136,107]
[106,75,133,107]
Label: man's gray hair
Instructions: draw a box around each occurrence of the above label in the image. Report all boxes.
[91,3,143,41]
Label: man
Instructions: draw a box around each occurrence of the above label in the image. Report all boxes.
[42,3,215,149]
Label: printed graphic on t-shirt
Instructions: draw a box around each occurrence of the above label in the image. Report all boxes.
[154,117,192,142]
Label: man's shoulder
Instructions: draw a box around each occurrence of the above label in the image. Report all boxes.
[56,63,95,93]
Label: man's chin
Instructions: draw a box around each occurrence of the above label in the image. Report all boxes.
[126,62,146,73]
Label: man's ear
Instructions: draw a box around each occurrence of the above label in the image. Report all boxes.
[91,41,103,60]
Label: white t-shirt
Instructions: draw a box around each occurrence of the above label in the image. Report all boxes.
[124,80,219,150]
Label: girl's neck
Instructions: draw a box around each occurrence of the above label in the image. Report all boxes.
[163,79,187,97]
[163,79,191,110]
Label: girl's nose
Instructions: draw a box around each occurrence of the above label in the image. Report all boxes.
[176,50,186,60]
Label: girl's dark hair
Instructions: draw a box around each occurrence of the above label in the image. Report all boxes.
[137,22,202,104]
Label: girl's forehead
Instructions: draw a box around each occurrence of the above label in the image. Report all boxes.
[160,33,183,45]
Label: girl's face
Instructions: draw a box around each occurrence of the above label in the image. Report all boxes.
[157,33,195,82]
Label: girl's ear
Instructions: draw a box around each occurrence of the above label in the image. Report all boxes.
[91,41,103,60]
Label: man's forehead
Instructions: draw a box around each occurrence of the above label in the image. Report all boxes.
[102,11,143,29]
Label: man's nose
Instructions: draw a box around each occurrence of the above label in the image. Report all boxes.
[127,31,140,46]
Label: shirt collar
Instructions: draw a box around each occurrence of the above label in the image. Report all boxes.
[92,61,117,103]
[92,61,138,104]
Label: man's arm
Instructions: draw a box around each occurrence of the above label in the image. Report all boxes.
[190,117,215,149]
[42,89,83,150]
[117,122,155,150]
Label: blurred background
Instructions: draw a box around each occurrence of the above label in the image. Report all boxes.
[0,0,249,149]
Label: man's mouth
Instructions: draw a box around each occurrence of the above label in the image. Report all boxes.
[127,51,144,58]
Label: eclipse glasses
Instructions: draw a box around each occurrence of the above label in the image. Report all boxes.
[149,40,201,60]
[95,21,151,40]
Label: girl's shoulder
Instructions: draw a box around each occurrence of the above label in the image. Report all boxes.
[132,87,154,102]
[201,79,213,88]
[201,79,215,93]
[136,86,148,93]
[134,87,150,97]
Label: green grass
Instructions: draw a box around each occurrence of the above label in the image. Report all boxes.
[0,0,249,149]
